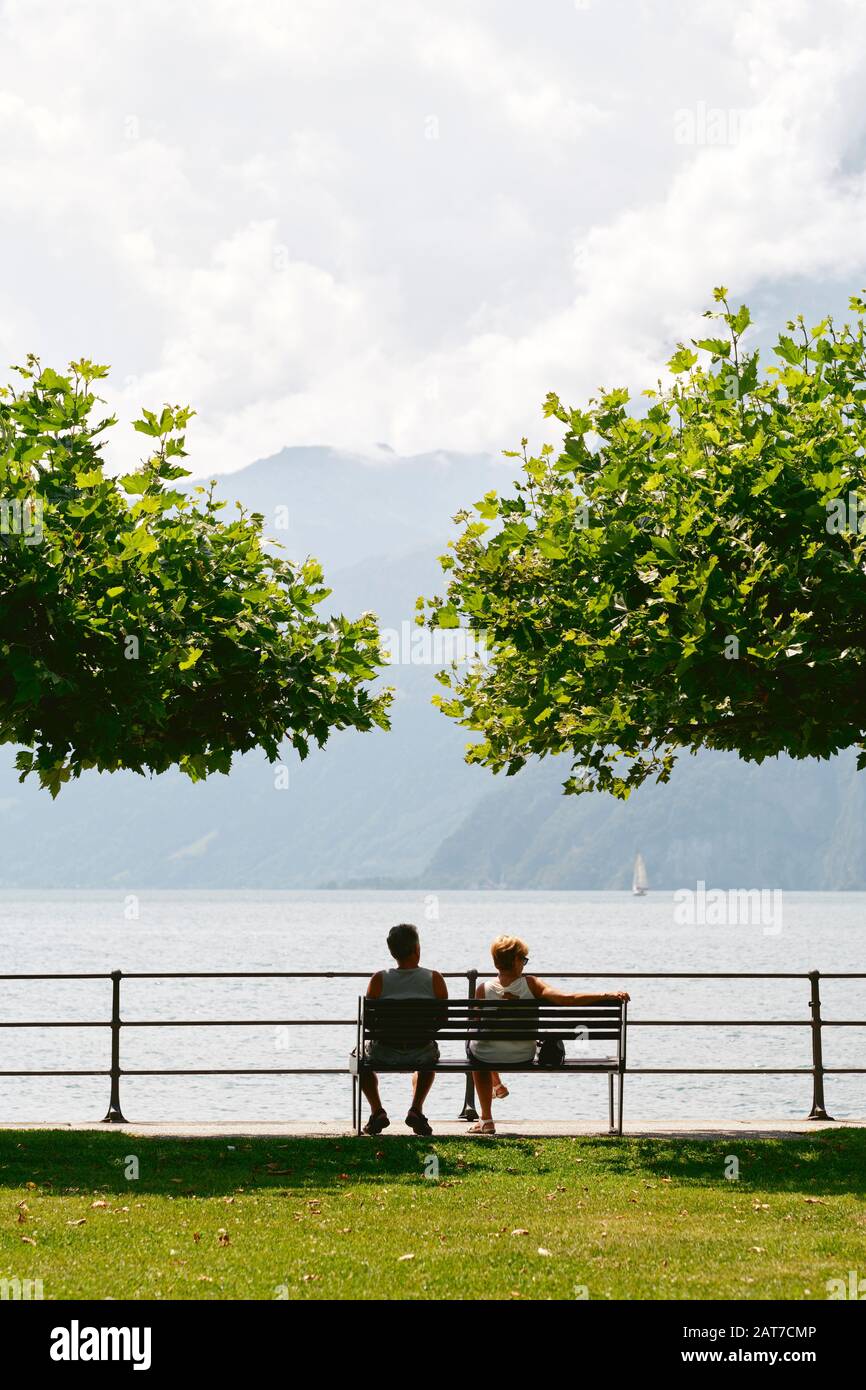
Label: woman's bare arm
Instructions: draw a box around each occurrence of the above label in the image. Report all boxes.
[527,976,630,1006]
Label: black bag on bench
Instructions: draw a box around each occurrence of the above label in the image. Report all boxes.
[535,1037,566,1067]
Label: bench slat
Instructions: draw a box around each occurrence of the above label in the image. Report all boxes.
[366,1006,622,1017]
[366,1032,619,1039]
[364,1059,620,1072]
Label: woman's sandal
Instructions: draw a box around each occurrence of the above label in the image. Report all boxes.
[467,1120,496,1134]
[492,1084,509,1099]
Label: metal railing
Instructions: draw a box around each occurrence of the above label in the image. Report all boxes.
[0,968,863,1125]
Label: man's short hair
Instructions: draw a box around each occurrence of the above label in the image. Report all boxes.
[387,922,420,962]
[491,935,529,971]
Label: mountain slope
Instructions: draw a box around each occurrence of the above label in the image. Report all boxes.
[422,747,866,889]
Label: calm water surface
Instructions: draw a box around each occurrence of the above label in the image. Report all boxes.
[0,891,863,1124]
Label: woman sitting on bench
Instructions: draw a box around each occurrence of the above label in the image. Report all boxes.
[467,935,630,1135]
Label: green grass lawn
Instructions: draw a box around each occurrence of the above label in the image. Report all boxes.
[1,1128,864,1300]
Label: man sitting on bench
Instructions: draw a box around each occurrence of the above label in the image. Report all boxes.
[356,922,448,1137]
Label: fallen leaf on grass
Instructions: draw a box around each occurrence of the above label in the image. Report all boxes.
[537,1247,552,1257]
[397,1253,415,1262]
[511,1228,529,1237]
[67,1218,86,1227]
[803,1198,826,1205]
[20,1236,36,1246]
[217,1229,230,1247]
[91,1200,109,1210]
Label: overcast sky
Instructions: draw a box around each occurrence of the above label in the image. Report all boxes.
[2,0,866,475]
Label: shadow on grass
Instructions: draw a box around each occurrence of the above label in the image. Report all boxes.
[574,1129,866,1199]
[0,1129,516,1196]
[0,1129,864,1198]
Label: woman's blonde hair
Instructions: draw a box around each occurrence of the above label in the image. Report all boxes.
[491,935,529,971]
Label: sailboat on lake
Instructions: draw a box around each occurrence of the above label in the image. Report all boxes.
[632,852,648,896]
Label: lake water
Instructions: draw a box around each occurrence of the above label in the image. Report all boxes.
[0,891,863,1124]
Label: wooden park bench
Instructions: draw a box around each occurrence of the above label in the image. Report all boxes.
[350,995,627,1135]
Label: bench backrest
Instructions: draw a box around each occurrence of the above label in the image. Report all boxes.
[361,997,625,1055]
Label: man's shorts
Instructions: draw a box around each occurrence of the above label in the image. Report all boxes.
[351,1041,440,1069]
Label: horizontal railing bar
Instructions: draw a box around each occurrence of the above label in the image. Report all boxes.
[0,970,863,982]
[626,1067,866,1075]
[0,974,110,981]
[0,1070,109,1077]
[3,1016,862,1029]
[1,971,862,986]
[0,1021,108,1028]
[2,1066,863,1079]
[119,1068,349,1075]
[121,1019,359,1027]
[608,1019,812,1026]
[119,971,466,979]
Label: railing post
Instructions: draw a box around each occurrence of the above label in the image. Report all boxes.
[806,969,834,1122]
[101,970,127,1123]
[458,969,479,1121]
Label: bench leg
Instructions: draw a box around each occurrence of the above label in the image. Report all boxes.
[608,1073,614,1133]
[351,1075,357,1133]
[617,1071,624,1136]
[355,1075,363,1136]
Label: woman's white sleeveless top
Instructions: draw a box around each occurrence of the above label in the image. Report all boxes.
[469,974,537,1063]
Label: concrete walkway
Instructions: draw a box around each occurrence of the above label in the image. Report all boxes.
[2,1118,863,1139]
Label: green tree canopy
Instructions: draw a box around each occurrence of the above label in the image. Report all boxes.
[0,357,390,796]
[428,290,866,797]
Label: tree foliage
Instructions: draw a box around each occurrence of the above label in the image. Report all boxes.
[428,290,866,797]
[0,358,390,796]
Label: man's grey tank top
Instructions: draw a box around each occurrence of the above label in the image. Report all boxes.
[380,966,436,998]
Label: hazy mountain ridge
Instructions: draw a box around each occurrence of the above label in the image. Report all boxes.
[423,747,866,890]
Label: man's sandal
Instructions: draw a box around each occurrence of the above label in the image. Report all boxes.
[492,1084,509,1099]
[362,1108,390,1136]
[467,1120,496,1134]
[405,1108,433,1137]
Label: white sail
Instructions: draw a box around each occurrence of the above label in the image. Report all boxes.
[632,852,648,894]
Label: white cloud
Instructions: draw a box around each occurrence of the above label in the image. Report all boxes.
[1,0,866,475]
